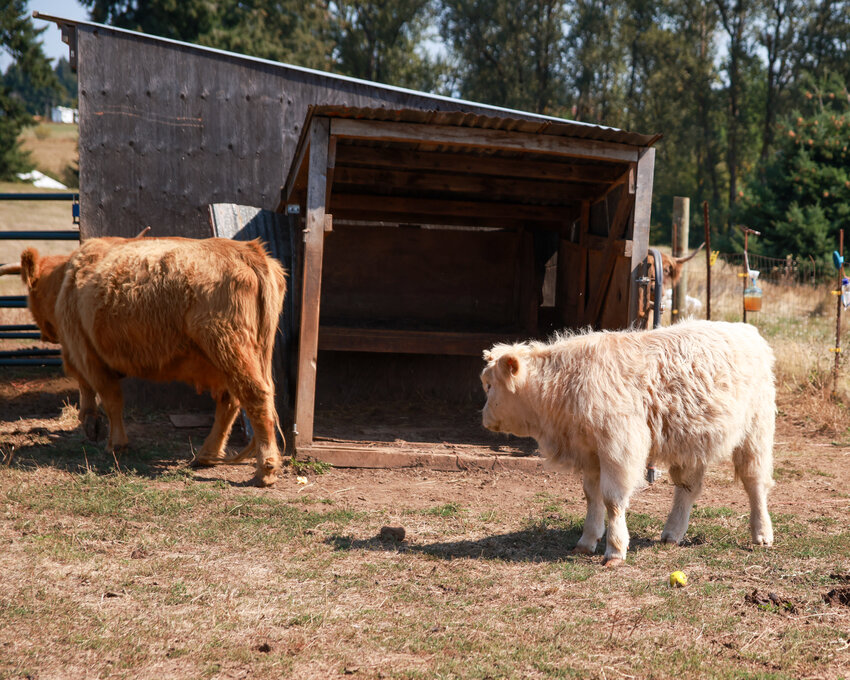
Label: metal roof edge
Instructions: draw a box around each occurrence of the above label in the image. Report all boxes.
[33,10,633,134]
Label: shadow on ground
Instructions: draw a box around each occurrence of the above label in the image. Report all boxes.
[325,526,660,563]
[1,414,245,480]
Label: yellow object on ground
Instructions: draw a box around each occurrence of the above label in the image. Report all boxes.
[669,571,688,587]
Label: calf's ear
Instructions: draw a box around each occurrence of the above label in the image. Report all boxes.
[20,248,40,288]
[482,349,494,363]
[499,353,525,391]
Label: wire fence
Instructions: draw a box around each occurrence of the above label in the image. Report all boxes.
[661,248,848,391]
[664,251,837,326]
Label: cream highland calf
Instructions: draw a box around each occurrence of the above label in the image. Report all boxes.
[481,320,775,566]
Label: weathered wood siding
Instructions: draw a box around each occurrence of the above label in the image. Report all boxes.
[75,25,499,239]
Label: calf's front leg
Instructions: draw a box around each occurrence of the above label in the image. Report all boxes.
[573,464,605,555]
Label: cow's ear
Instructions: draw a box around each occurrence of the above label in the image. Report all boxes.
[499,353,525,390]
[482,349,494,363]
[20,248,39,288]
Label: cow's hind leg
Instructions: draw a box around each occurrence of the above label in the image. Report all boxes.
[194,391,240,466]
[66,353,127,451]
[222,356,280,486]
[63,357,104,442]
[83,371,127,452]
[734,414,775,546]
[239,390,280,486]
[573,461,605,555]
[660,463,706,545]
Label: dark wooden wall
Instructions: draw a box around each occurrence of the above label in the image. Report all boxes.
[75,26,506,239]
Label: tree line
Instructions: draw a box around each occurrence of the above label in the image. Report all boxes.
[3,0,849,261]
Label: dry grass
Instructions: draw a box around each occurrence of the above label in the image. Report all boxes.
[0,409,848,679]
[18,122,79,184]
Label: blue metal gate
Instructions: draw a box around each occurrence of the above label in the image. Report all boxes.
[0,192,80,366]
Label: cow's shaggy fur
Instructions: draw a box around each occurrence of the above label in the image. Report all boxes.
[481,320,775,565]
[4,236,286,486]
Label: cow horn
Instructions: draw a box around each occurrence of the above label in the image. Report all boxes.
[0,263,22,276]
[676,242,706,264]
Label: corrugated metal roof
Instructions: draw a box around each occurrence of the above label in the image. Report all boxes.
[307,105,661,149]
[35,11,660,149]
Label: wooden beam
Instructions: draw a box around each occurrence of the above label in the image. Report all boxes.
[330,118,641,164]
[628,149,655,326]
[329,193,578,224]
[325,136,337,208]
[332,167,607,204]
[335,145,629,184]
[317,327,527,356]
[294,117,330,450]
[280,133,311,209]
[326,211,566,231]
[583,182,634,328]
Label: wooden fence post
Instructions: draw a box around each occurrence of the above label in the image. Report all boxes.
[672,197,689,323]
[703,201,711,320]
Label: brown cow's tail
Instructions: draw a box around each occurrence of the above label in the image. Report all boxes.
[255,252,288,443]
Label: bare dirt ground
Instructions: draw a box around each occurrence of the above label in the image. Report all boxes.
[1,370,850,679]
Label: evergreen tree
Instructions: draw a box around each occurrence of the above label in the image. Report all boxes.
[0,1,59,179]
[737,76,850,263]
[440,0,569,114]
[198,0,335,70]
[54,57,78,108]
[82,0,218,43]
[332,0,446,92]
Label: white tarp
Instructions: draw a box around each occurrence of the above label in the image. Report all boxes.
[16,170,68,190]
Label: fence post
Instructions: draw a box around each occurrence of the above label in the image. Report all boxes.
[703,201,711,320]
[672,197,689,323]
[833,229,844,396]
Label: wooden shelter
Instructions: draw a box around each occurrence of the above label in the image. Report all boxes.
[279,107,659,456]
[34,14,661,466]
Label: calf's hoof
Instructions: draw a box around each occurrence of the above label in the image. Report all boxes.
[752,535,774,547]
[602,556,625,568]
[571,545,595,556]
[660,532,681,545]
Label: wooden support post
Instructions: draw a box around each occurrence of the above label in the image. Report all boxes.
[578,200,590,321]
[628,149,655,326]
[703,201,711,320]
[672,196,689,323]
[294,118,330,450]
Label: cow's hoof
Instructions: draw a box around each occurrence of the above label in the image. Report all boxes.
[107,443,128,457]
[571,545,595,556]
[660,533,681,545]
[194,449,229,467]
[250,472,277,487]
[83,414,106,442]
[753,536,774,547]
[192,456,223,468]
[602,557,625,568]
